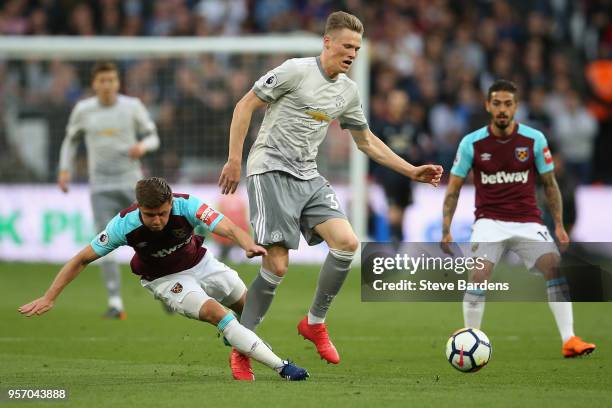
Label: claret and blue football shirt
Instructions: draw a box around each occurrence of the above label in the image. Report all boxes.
[90,193,224,281]
[451,123,554,224]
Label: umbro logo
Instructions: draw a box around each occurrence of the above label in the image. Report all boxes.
[136,242,148,248]
[480,153,492,161]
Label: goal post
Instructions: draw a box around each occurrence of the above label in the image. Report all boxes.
[0,35,369,241]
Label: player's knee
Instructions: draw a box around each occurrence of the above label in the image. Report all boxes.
[268,263,288,277]
[472,261,494,282]
[263,258,288,277]
[329,247,355,263]
[539,263,561,279]
[536,253,561,279]
[333,233,359,253]
[198,298,228,324]
[179,291,209,320]
[227,290,247,315]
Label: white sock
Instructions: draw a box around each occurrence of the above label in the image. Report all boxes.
[218,314,284,372]
[108,295,124,311]
[546,278,574,342]
[548,302,575,342]
[463,291,485,329]
[307,311,325,325]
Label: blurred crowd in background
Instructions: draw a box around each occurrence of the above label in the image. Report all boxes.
[0,0,611,186]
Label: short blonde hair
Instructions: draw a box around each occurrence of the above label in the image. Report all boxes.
[324,11,363,36]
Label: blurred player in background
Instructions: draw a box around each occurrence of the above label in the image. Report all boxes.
[19,177,309,381]
[441,79,596,357]
[57,61,160,319]
[219,11,442,379]
[370,89,431,244]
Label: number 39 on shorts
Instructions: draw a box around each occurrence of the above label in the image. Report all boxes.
[326,193,339,209]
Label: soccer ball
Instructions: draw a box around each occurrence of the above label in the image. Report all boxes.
[445,328,492,372]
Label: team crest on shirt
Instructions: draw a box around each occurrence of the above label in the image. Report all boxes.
[170,283,183,294]
[335,95,346,108]
[172,228,188,239]
[515,147,530,162]
[271,230,283,242]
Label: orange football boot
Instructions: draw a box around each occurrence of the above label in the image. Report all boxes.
[229,348,255,380]
[297,316,340,364]
[562,336,596,358]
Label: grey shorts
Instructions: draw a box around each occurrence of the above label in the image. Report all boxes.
[247,172,347,249]
[90,189,136,231]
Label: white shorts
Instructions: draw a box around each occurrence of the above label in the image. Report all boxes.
[470,218,560,270]
[141,250,246,319]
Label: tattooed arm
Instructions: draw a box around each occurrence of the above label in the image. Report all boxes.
[442,175,466,245]
[540,171,570,245]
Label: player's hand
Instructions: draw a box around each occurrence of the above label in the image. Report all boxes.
[219,160,241,195]
[409,164,443,187]
[128,143,146,159]
[245,244,267,259]
[57,170,71,193]
[555,224,570,252]
[18,297,54,317]
[440,232,455,255]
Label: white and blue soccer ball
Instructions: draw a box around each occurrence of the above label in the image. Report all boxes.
[445,328,492,372]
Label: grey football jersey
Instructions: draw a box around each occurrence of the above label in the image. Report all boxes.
[247,57,368,180]
[59,95,159,192]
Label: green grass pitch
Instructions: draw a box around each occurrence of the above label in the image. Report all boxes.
[1,262,611,407]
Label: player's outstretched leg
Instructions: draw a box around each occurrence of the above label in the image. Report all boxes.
[235,248,287,377]
[217,313,308,381]
[240,265,283,330]
[546,278,596,357]
[462,259,494,329]
[100,259,126,320]
[240,246,288,332]
[463,290,485,329]
[547,292,596,358]
[300,219,358,364]
[299,247,355,364]
[195,296,307,381]
[537,254,596,357]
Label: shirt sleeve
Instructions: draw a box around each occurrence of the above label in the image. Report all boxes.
[90,214,127,257]
[182,195,225,233]
[339,87,368,130]
[134,99,159,152]
[252,59,302,103]
[450,136,474,178]
[58,103,84,172]
[534,132,555,174]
